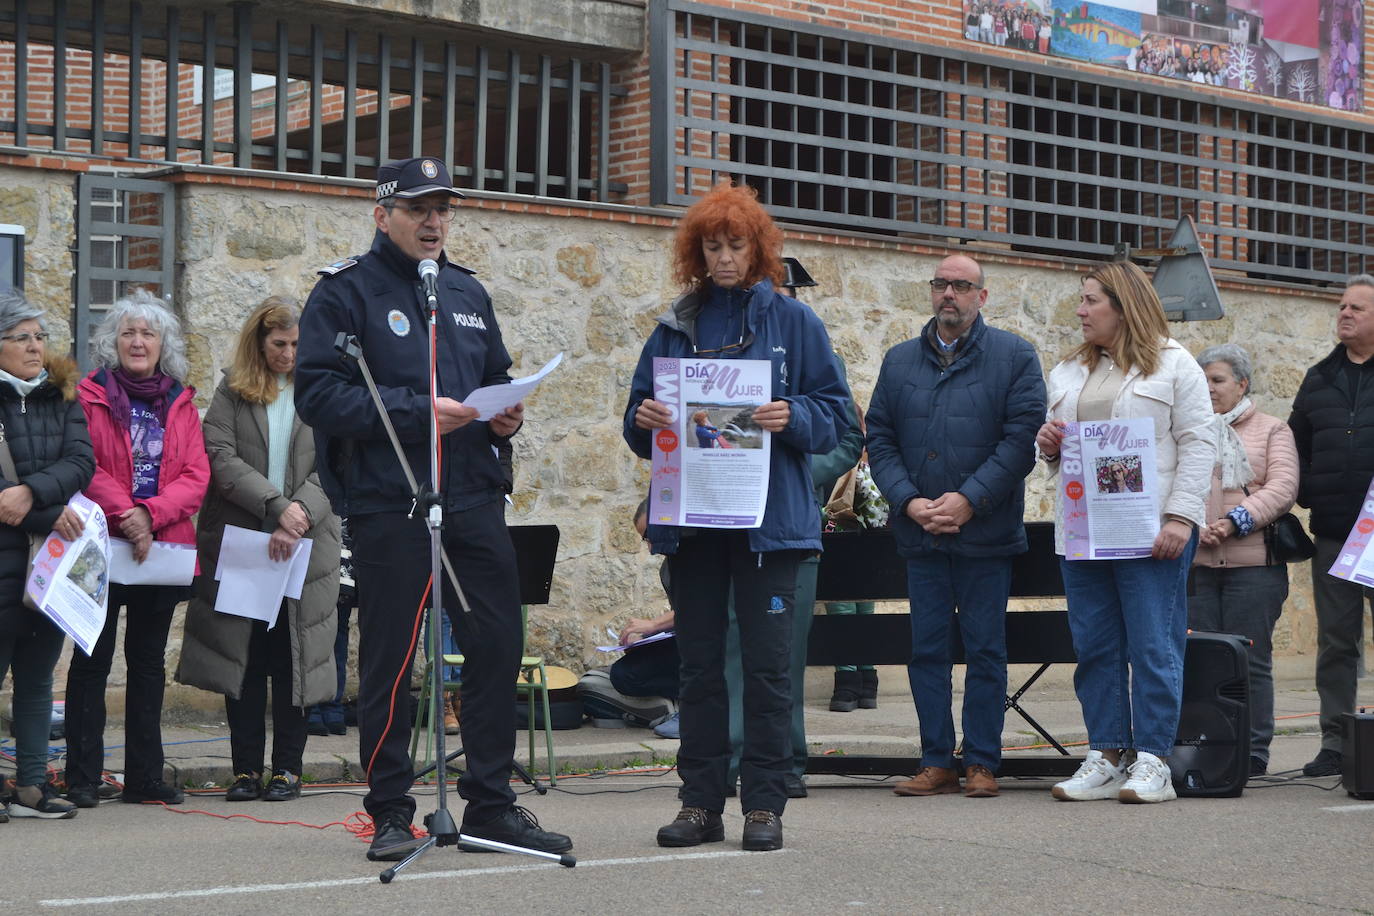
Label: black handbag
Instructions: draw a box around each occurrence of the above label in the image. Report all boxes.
[1263,512,1316,565]
[1240,484,1316,565]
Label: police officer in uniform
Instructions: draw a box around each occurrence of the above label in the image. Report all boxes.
[295,157,572,861]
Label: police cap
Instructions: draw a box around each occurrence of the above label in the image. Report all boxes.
[375,157,467,201]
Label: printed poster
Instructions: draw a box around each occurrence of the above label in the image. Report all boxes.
[1328,475,1374,585]
[962,1,1363,112]
[1059,417,1160,559]
[25,493,110,655]
[648,357,771,528]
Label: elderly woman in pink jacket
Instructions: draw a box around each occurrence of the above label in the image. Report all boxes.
[1190,344,1299,778]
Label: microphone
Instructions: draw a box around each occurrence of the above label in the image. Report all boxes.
[418,258,440,311]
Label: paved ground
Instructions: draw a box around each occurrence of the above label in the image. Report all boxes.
[3,660,1373,914]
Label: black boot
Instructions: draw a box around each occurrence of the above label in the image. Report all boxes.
[829,670,861,712]
[859,669,879,709]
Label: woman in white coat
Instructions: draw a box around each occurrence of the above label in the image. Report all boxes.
[1035,260,1215,805]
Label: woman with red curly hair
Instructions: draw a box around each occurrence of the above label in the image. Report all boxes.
[623,183,850,852]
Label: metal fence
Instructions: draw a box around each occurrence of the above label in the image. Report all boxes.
[0,0,627,200]
[650,0,1374,287]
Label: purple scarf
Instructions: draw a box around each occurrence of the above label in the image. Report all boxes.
[104,367,176,428]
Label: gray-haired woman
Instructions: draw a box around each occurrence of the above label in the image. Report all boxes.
[0,289,94,820]
[63,290,210,807]
[1191,343,1299,777]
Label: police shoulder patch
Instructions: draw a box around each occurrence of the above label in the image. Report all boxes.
[317,257,359,277]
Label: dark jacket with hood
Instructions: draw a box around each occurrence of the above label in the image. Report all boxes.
[623,278,851,555]
[865,313,1045,558]
[0,357,95,638]
[295,230,514,517]
[1289,343,1374,539]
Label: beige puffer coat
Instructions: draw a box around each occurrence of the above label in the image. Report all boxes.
[175,375,340,705]
[1192,405,1299,570]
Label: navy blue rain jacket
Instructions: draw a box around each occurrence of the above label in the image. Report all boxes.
[295,230,513,517]
[623,279,851,555]
[865,314,1045,558]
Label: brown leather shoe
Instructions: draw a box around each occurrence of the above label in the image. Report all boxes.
[893,766,960,796]
[963,764,999,798]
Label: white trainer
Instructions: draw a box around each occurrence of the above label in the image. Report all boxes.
[1118,751,1176,803]
[1052,749,1128,801]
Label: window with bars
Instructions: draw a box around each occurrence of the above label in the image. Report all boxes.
[0,1,626,200]
[650,0,1373,287]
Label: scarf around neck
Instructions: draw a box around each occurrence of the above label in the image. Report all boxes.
[0,366,47,398]
[105,367,176,428]
[1213,396,1255,490]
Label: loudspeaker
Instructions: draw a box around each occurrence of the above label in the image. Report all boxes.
[1340,711,1374,799]
[1170,631,1250,798]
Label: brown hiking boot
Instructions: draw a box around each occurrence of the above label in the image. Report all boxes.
[444,691,461,736]
[963,764,999,798]
[893,766,960,796]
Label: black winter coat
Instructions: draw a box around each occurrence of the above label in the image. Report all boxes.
[1289,344,1374,540]
[0,359,96,638]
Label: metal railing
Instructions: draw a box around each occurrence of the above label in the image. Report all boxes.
[0,0,627,199]
[649,0,1374,286]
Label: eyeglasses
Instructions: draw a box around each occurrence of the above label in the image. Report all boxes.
[392,202,456,222]
[693,336,754,357]
[693,312,754,357]
[929,278,981,294]
[0,332,49,345]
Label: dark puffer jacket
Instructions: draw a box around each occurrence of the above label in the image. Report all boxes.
[0,358,96,638]
[866,314,1045,558]
[1288,344,1374,539]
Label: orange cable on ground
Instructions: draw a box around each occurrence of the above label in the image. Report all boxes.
[138,801,424,844]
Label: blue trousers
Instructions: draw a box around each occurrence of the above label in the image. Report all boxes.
[1059,532,1197,758]
[905,553,1011,770]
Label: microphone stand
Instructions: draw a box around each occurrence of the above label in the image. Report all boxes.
[331,268,574,882]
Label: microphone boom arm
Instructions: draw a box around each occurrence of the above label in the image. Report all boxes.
[333,332,471,613]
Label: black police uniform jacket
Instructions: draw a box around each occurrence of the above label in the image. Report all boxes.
[295,230,513,518]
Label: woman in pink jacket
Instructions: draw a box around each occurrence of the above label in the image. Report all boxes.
[1190,344,1298,778]
[63,290,209,808]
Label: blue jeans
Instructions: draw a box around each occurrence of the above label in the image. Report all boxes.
[0,619,66,786]
[905,553,1011,770]
[309,597,352,728]
[439,607,462,683]
[1059,532,1197,758]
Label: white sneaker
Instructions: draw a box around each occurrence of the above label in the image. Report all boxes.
[1118,751,1177,804]
[1052,749,1128,801]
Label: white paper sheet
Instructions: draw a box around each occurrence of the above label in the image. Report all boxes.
[462,352,563,420]
[213,525,312,629]
[595,629,675,653]
[108,538,197,585]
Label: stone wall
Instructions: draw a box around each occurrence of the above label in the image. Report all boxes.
[1,164,1365,698]
[167,179,1356,671]
[0,167,78,356]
